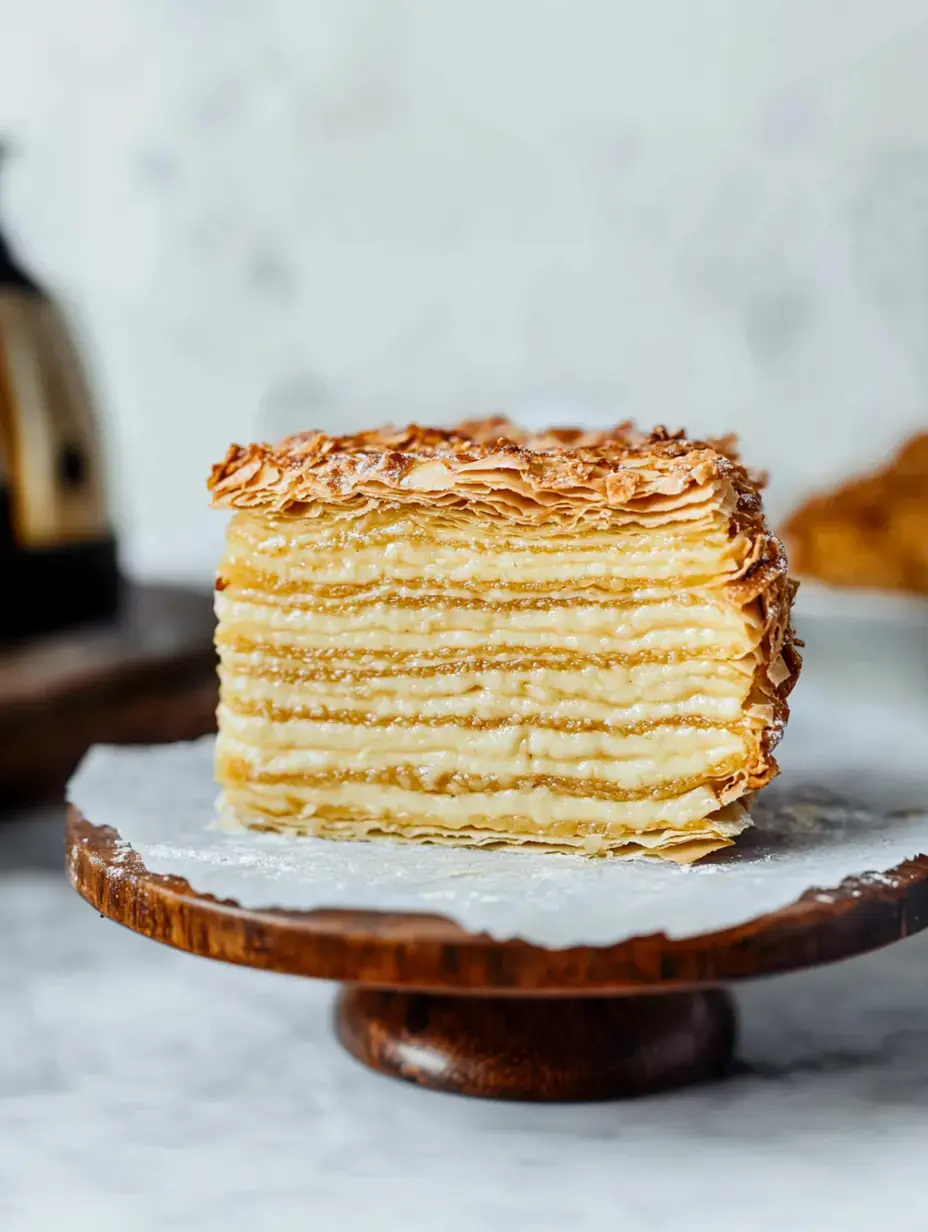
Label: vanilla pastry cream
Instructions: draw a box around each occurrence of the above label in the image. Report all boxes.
[209,419,800,862]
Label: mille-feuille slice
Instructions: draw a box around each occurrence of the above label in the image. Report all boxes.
[209,419,800,862]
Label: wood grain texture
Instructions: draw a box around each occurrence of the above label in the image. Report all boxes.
[0,585,217,806]
[335,987,736,1101]
[67,810,928,994]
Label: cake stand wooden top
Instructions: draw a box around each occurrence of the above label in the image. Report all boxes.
[67,809,928,995]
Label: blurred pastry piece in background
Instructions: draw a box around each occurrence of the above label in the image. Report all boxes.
[782,433,928,595]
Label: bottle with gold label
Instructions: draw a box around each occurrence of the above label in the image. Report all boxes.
[0,196,120,639]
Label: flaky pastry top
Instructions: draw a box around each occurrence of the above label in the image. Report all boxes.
[209,417,764,520]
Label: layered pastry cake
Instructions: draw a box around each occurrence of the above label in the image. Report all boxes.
[209,420,800,862]
[784,433,928,595]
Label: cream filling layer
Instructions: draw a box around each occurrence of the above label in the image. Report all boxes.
[224,514,751,587]
[224,545,743,587]
[217,719,746,789]
[219,658,753,695]
[229,508,738,551]
[216,597,761,659]
[219,780,729,831]
[220,670,747,725]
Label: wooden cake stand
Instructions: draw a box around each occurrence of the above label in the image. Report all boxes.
[67,810,928,1102]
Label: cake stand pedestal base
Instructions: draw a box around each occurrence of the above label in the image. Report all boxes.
[335,986,736,1101]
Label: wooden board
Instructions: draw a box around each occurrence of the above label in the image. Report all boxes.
[0,585,217,806]
[66,809,928,1101]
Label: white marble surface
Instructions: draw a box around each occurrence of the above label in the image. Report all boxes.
[3,605,928,1229]
[3,3,928,581]
[1,797,927,1232]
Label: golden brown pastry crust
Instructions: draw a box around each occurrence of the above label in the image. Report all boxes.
[783,433,928,595]
[209,419,754,520]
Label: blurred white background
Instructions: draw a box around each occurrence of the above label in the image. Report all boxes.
[2,0,928,582]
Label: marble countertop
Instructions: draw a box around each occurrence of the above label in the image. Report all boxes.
[2,806,928,1232]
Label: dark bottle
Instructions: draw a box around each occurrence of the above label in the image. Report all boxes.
[0,186,120,639]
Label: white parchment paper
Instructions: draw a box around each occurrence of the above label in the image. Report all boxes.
[67,665,928,949]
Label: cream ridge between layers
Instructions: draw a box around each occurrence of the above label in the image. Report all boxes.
[212,452,799,863]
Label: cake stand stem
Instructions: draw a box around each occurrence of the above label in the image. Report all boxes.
[335,986,736,1102]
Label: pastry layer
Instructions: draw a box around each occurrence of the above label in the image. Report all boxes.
[211,420,799,861]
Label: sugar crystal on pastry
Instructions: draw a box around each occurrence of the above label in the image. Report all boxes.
[209,419,800,863]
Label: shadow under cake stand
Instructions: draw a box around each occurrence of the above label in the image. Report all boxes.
[67,810,928,1102]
